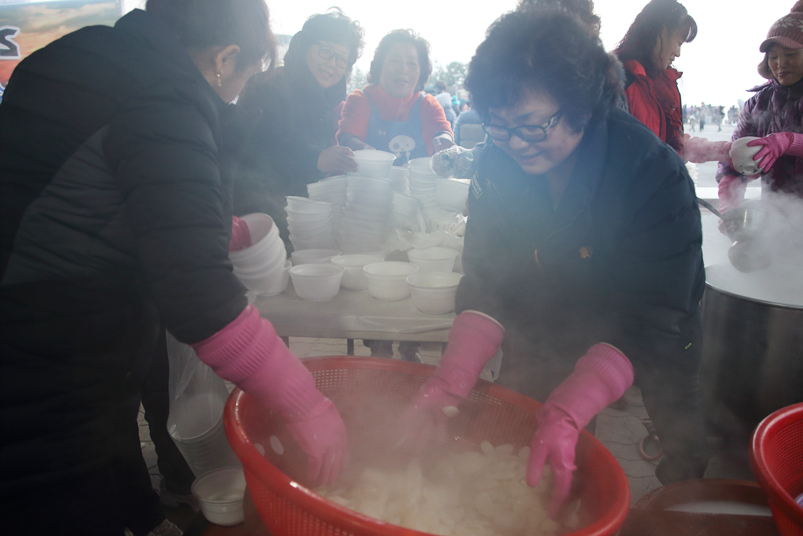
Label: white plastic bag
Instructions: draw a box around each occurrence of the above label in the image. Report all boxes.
[165,332,240,477]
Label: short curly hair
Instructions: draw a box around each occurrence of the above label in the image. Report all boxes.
[367,29,432,92]
[465,10,621,133]
[517,0,601,38]
[282,8,364,74]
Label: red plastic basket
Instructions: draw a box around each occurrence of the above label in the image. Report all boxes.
[751,402,803,536]
[224,356,630,536]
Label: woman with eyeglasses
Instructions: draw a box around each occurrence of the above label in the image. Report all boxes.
[234,9,364,247]
[398,10,709,518]
[337,29,454,165]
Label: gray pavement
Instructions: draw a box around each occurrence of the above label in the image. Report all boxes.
[139,124,751,513]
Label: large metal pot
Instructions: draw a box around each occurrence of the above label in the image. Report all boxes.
[700,263,803,440]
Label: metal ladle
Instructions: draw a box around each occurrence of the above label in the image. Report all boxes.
[697,198,771,272]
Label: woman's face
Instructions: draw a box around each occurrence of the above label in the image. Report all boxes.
[768,44,803,87]
[486,89,584,176]
[652,26,687,71]
[306,41,350,89]
[379,42,421,99]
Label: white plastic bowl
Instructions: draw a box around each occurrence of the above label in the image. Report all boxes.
[362,261,419,301]
[729,136,764,175]
[348,150,397,178]
[289,263,344,301]
[330,254,384,290]
[192,466,247,527]
[407,271,463,314]
[259,260,291,296]
[228,213,283,264]
[436,179,470,213]
[290,248,341,266]
[408,157,436,175]
[407,247,460,272]
[285,196,332,214]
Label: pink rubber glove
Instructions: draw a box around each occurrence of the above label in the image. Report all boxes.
[683,135,732,164]
[192,306,347,485]
[717,174,748,215]
[527,343,634,519]
[229,216,252,252]
[397,311,504,452]
[747,132,803,173]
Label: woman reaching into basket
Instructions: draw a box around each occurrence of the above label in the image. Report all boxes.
[400,9,709,519]
[0,0,345,533]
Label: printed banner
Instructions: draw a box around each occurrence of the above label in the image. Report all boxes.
[0,0,122,92]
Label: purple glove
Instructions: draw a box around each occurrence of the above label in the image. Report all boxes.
[527,343,634,519]
[747,132,803,173]
[397,311,504,452]
[192,306,347,485]
[229,216,252,252]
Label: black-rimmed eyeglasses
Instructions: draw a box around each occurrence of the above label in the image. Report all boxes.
[316,43,349,69]
[482,110,563,143]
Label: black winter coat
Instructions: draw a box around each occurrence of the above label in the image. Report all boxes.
[0,10,249,489]
[456,110,705,398]
[233,62,344,248]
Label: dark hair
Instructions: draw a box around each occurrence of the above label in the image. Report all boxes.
[282,8,364,74]
[465,10,621,132]
[517,0,601,38]
[367,29,432,92]
[146,0,275,71]
[615,0,697,77]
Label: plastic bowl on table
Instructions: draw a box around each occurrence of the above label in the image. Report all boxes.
[191,466,247,527]
[330,254,384,290]
[407,157,436,175]
[290,248,341,266]
[224,356,632,536]
[347,150,397,178]
[406,271,463,314]
[289,263,344,302]
[407,247,460,273]
[362,261,419,301]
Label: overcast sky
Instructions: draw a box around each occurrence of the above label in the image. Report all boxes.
[267,0,790,108]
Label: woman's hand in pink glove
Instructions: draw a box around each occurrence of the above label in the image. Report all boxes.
[229,216,252,252]
[526,343,634,519]
[747,132,803,172]
[192,306,347,485]
[527,405,579,520]
[396,312,504,453]
[285,399,348,485]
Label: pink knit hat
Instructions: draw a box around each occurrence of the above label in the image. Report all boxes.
[758,1,803,78]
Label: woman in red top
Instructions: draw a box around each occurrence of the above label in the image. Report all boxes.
[615,0,697,155]
[337,29,453,165]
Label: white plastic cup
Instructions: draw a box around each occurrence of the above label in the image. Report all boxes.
[330,254,384,290]
[192,466,247,526]
[348,150,397,178]
[289,263,344,301]
[407,271,463,314]
[363,261,419,301]
[407,247,460,272]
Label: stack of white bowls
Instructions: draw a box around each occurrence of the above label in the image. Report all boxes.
[228,213,289,296]
[285,196,334,251]
[307,176,347,237]
[387,167,409,195]
[407,157,457,232]
[339,176,392,254]
[390,192,421,231]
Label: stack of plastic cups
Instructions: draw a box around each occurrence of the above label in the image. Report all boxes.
[307,176,347,242]
[339,176,392,254]
[229,213,289,297]
[285,196,335,251]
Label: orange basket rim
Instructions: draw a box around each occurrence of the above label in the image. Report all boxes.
[750,401,803,524]
[225,355,631,536]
